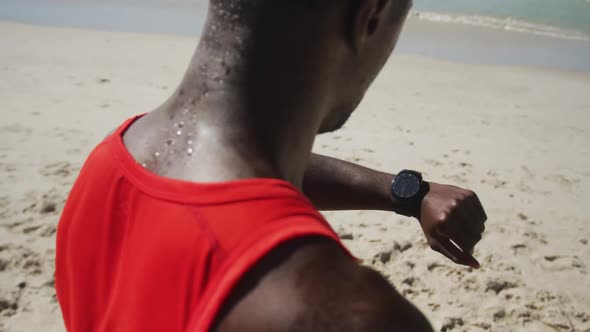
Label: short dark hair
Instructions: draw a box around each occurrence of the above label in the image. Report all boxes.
[208,0,361,18]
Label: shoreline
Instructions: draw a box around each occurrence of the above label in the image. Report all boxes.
[410,11,590,42]
[1,17,590,74]
[397,17,590,73]
[1,2,590,72]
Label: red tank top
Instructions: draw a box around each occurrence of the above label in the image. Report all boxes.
[55,115,351,331]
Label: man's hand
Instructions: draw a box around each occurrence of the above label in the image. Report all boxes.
[418,182,487,269]
[303,154,487,268]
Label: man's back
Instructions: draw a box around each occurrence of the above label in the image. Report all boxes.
[55,116,351,331]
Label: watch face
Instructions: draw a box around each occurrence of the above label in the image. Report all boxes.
[394,173,421,199]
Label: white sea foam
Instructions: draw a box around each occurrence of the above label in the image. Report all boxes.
[411,11,590,42]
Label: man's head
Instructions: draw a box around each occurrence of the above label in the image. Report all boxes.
[199,0,412,134]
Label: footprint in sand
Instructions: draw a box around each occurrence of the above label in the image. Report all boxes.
[0,293,20,317]
[0,279,28,320]
[19,251,44,276]
[18,223,56,237]
[485,280,520,295]
[40,161,79,179]
[371,241,413,265]
[533,292,585,331]
[540,255,586,272]
[13,189,63,223]
[0,245,44,277]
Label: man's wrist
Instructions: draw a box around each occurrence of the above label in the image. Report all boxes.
[353,170,396,213]
[390,196,422,219]
[388,171,428,219]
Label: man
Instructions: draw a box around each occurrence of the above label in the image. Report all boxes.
[56,0,487,331]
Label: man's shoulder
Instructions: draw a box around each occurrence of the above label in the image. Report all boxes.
[213,237,434,332]
[213,237,356,330]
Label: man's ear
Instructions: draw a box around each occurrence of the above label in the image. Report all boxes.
[351,0,389,52]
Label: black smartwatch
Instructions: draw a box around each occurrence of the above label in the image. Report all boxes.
[390,170,430,207]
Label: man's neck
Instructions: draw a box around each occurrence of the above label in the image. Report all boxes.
[143,45,324,189]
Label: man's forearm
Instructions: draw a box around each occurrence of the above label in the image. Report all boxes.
[303,154,487,268]
[303,154,395,211]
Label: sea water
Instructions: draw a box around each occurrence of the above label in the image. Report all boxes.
[1,0,589,71]
[414,0,590,41]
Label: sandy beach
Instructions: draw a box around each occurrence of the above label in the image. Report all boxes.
[0,20,589,332]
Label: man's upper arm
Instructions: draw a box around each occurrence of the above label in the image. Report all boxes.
[214,237,434,332]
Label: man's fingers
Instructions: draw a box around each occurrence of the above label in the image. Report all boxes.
[429,237,458,263]
[435,225,452,238]
[443,237,480,269]
[464,195,487,232]
[447,200,485,237]
[453,230,481,255]
[443,199,486,251]
[432,236,480,269]
[459,203,486,234]
[437,219,481,254]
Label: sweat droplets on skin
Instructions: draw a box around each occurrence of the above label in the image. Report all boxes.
[142,116,197,169]
[142,4,240,171]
